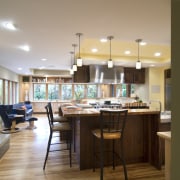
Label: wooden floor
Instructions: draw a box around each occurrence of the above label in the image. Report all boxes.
[0,115,165,180]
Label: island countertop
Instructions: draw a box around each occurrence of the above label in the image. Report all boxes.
[61,106,160,117]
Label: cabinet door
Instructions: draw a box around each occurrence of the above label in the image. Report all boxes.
[124,67,145,84]
[133,68,145,84]
[73,66,90,83]
[124,68,134,83]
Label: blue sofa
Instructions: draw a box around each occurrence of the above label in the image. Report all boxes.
[13,101,33,119]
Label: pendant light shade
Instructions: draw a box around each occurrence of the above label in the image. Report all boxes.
[136,60,141,69]
[70,68,74,75]
[69,51,74,75]
[135,39,142,69]
[72,44,77,71]
[107,36,114,68]
[76,33,83,67]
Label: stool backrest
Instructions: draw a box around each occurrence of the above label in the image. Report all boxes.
[47,102,54,125]
[45,104,53,128]
[99,109,128,138]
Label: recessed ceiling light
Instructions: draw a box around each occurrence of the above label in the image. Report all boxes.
[41,58,47,61]
[19,45,30,52]
[124,50,131,55]
[100,38,107,43]
[140,41,147,46]
[18,67,22,70]
[2,22,16,31]
[150,64,155,67]
[154,52,161,57]
[91,48,98,52]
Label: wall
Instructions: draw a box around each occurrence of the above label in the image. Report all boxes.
[148,66,170,111]
[0,66,20,103]
[0,66,19,82]
[133,68,149,103]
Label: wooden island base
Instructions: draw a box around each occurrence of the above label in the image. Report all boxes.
[62,108,170,170]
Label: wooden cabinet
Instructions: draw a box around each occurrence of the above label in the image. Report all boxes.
[124,67,145,84]
[73,65,90,83]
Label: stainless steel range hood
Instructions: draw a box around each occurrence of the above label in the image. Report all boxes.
[89,65,124,84]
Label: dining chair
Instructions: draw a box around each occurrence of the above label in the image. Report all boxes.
[92,109,128,180]
[43,104,72,170]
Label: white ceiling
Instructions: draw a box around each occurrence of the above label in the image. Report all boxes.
[0,0,171,75]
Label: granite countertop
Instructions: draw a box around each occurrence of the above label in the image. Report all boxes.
[62,106,160,117]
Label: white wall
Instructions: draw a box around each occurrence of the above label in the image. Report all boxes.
[0,66,19,82]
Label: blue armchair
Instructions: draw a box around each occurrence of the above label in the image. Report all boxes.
[0,105,25,130]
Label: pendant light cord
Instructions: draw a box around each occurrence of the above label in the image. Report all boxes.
[72,44,77,64]
[76,33,83,58]
[107,36,114,60]
[136,39,142,62]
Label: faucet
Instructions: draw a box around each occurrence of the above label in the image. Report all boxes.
[149,100,161,112]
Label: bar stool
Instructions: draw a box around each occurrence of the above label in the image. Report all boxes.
[43,104,72,170]
[48,102,69,123]
[92,109,128,180]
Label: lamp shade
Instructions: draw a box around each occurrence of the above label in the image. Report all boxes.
[136,61,141,69]
[77,58,82,67]
[73,64,77,71]
[70,68,74,75]
[108,60,113,68]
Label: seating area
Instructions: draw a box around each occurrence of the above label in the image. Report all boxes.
[0,101,38,133]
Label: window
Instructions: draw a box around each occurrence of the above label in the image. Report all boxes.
[116,84,127,97]
[4,80,8,104]
[0,79,3,104]
[74,84,84,100]
[61,84,72,100]
[9,81,12,104]
[87,84,97,98]
[48,84,59,100]
[33,84,46,100]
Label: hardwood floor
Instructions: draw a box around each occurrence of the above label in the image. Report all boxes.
[0,115,165,180]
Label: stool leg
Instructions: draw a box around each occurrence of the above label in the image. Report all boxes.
[93,135,96,172]
[69,131,72,167]
[112,139,115,170]
[100,138,104,180]
[120,141,128,180]
[43,132,52,170]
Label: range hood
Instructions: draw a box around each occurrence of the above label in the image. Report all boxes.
[89,65,124,84]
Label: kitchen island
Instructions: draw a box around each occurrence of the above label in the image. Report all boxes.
[61,106,170,170]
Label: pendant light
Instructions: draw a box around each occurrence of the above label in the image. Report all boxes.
[72,44,77,71]
[135,39,142,69]
[69,51,74,75]
[76,33,83,67]
[107,36,114,68]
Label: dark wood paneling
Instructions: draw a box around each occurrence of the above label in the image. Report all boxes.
[124,67,145,84]
[73,112,170,170]
[73,65,90,83]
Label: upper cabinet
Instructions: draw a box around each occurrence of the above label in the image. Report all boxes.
[124,67,145,84]
[73,65,90,83]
